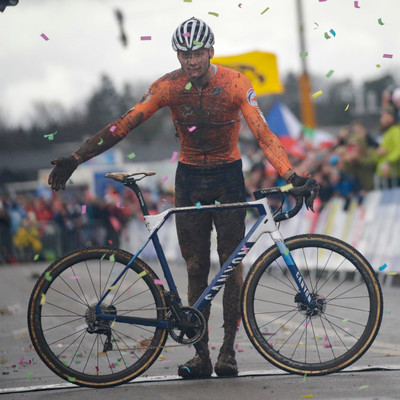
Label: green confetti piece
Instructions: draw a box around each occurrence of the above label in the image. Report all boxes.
[300,51,308,57]
[324,32,331,39]
[260,7,269,14]
[326,69,335,78]
[109,254,115,262]
[215,200,221,205]
[208,11,219,17]
[342,318,349,323]
[68,179,74,184]
[359,385,369,390]
[33,254,39,261]
[378,18,384,25]
[185,82,192,90]
[43,131,58,141]
[303,373,307,383]
[45,272,52,281]
[67,376,76,382]
[28,372,33,379]
[101,253,106,260]
[138,271,147,278]
[127,152,136,159]
[193,40,203,46]
[97,137,103,145]
[284,247,290,256]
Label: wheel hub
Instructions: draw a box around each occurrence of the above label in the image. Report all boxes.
[294,292,326,318]
[85,303,117,332]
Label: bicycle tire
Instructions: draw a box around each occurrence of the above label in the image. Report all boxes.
[242,234,383,376]
[28,247,168,388]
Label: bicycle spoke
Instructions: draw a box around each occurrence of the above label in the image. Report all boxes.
[48,286,88,307]
[85,260,99,301]
[42,316,84,332]
[70,265,90,306]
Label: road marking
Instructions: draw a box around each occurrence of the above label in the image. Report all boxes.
[2,365,400,394]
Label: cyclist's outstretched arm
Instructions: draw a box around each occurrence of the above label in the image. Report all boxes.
[49,76,170,190]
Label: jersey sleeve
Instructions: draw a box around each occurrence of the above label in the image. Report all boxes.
[234,73,293,178]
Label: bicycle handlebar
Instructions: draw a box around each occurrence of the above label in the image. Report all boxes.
[253,179,316,222]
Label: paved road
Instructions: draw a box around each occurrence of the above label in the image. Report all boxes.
[1,261,399,399]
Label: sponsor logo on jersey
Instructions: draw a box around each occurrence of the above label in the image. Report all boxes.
[246,88,258,107]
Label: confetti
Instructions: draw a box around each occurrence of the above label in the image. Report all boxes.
[67,376,76,382]
[171,151,178,163]
[43,131,58,141]
[183,0,192,2]
[238,3,242,7]
[97,137,103,145]
[196,201,201,209]
[326,69,335,78]
[314,22,319,29]
[109,285,117,290]
[116,202,121,208]
[342,318,349,323]
[111,319,116,328]
[140,36,152,40]
[211,346,216,350]
[378,18,384,25]
[388,271,397,275]
[193,40,202,46]
[324,32,331,40]
[109,125,116,132]
[68,179,73,184]
[109,254,115,262]
[284,247,290,256]
[376,64,381,68]
[238,349,244,353]
[101,253,106,261]
[69,276,80,280]
[383,54,393,59]
[182,32,190,37]
[215,200,221,205]
[40,33,49,41]
[81,205,86,214]
[208,12,219,17]
[127,152,136,159]
[45,272,52,281]
[312,90,323,98]
[40,294,46,305]
[34,254,39,261]
[323,342,332,348]
[260,7,270,14]
[329,29,336,37]
[359,385,369,390]
[185,82,192,90]
[19,357,25,366]
[344,104,350,111]
[108,240,113,245]
[138,271,147,278]
[188,126,197,132]
[302,395,313,398]
[28,372,33,379]
[300,51,308,57]
[162,176,168,182]
[354,0,360,8]
[303,373,307,383]
[183,366,191,373]
[154,279,164,285]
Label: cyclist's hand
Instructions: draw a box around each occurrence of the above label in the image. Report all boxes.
[48,155,78,191]
[287,173,319,212]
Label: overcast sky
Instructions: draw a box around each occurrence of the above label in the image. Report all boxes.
[1,0,399,126]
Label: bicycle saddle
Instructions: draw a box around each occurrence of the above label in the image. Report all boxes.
[105,171,156,183]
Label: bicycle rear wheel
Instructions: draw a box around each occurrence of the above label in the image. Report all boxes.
[242,234,383,375]
[28,247,168,388]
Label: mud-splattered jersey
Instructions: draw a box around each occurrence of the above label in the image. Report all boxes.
[107,65,292,177]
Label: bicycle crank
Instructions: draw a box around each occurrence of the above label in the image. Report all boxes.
[167,306,206,345]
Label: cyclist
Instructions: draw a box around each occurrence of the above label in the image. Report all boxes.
[48,17,318,379]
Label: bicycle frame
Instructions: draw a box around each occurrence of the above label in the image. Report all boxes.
[96,194,315,327]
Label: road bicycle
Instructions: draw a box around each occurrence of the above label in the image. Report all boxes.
[28,171,383,388]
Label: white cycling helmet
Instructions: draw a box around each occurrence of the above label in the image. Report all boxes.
[172,17,215,51]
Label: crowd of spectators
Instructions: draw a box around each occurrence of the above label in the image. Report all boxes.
[1,87,400,264]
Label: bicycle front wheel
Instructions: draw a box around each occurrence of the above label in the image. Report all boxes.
[242,234,383,376]
[28,247,168,388]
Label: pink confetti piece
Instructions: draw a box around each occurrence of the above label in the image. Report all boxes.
[383,54,393,58]
[109,125,116,132]
[211,346,216,350]
[235,343,239,349]
[140,36,152,40]
[188,126,197,132]
[354,0,360,7]
[170,151,178,163]
[238,349,244,353]
[108,240,113,245]
[40,33,49,41]
[69,275,80,280]
[81,205,86,214]
[162,176,168,182]
[182,32,190,37]
[323,342,332,348]
[116,202,121,208]
[19,357,25,366]
[154,279,164,285]
[323,334,328,341]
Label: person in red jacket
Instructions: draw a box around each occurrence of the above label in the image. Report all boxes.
[49,17,317,379]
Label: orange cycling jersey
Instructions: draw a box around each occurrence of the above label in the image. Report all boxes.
[75,65,293,177]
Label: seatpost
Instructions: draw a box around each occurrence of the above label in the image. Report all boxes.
[125,180,150,216]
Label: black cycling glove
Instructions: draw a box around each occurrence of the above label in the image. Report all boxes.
[48,155,78,191]
[287,173,319,212]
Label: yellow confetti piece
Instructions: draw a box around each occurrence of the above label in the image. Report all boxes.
[260,7,270,14]
[40,294,46,305]
[388,272,397,275]
[302,395,313,398]
[312,90,323,98]
[208,11,219,17]
[344,104,350,111]
[376,64,381,68]
[138,271,147,278]
[280,183,293,192]
[111,319,116,328]
[109,285,117,290]
[109,254,115,262]
[127,152,136,159]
